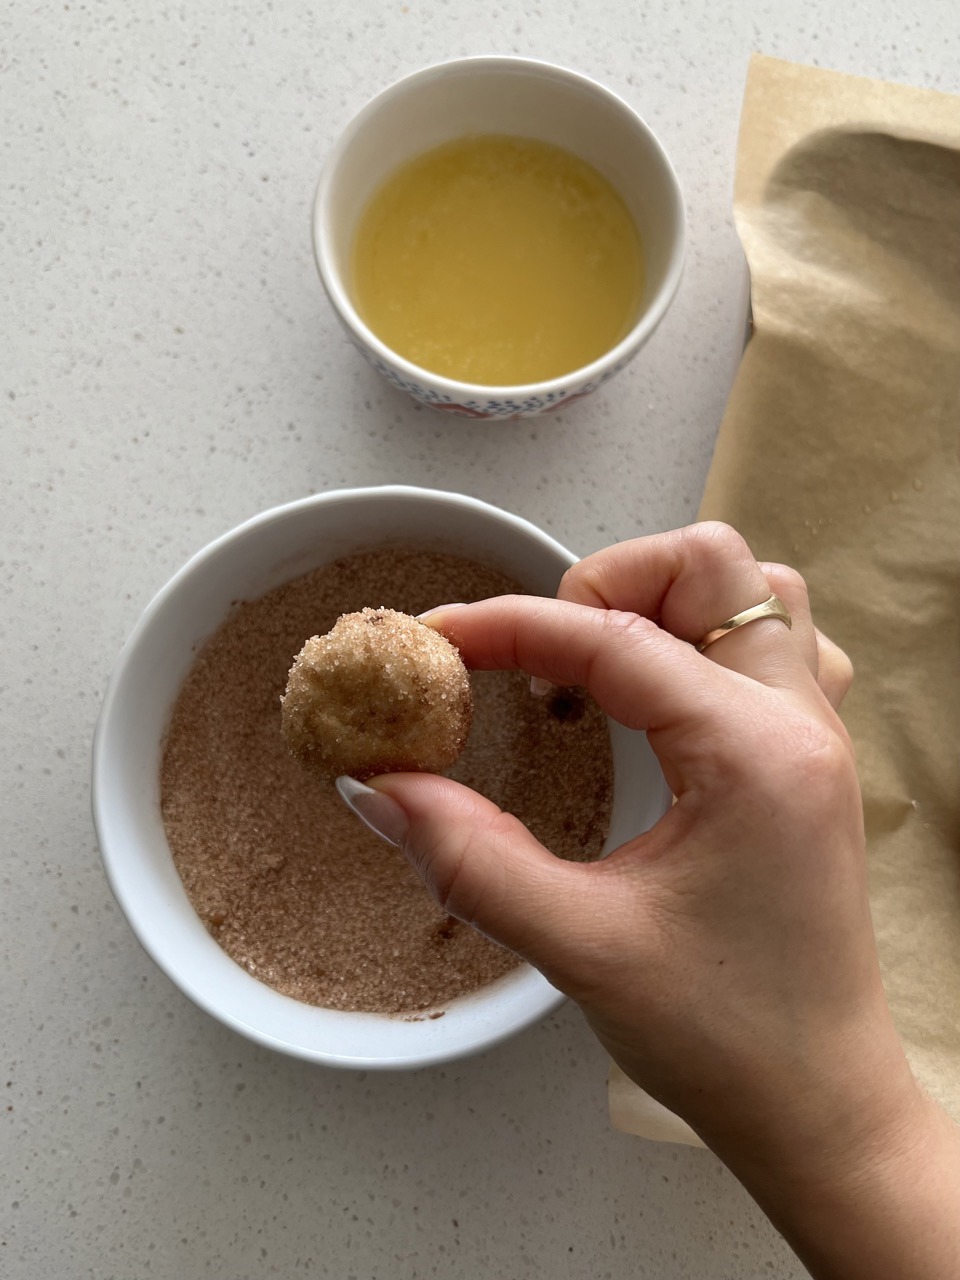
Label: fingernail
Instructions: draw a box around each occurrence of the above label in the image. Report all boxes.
[335,777,408,847]
[529,676,553,697]
[417,602,467,622]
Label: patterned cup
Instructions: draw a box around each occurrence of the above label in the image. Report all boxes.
[312,57,685,419]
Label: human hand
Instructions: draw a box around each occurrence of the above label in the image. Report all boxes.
[337,523,956,1276]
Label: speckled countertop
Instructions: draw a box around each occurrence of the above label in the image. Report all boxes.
[4,3,959,1277]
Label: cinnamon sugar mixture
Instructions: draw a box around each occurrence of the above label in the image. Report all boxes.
[160,550,614,1014]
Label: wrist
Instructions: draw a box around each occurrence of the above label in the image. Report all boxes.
[713,1050,960,1280]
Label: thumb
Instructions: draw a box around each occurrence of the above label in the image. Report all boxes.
[336,772,596,974]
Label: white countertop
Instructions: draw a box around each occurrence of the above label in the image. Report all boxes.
[4,3,959,1276]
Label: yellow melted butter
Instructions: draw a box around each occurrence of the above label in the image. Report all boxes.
[350,134,645,387]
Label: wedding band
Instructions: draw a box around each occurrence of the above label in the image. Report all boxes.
[696,594,792,653]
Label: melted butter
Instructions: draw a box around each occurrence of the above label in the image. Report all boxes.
[350,134,645,386]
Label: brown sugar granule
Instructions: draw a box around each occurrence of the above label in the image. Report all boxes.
[281,607,472,781]
[160,549,614,1014]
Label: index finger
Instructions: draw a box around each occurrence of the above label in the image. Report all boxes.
[423,594,744,738]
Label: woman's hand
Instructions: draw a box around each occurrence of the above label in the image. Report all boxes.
[337,522,960,1279]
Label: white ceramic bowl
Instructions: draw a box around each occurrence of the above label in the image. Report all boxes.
[313,57,685,419]
[92,487,672,1069]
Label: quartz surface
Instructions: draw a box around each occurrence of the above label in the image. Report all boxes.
[3,2,958,1276]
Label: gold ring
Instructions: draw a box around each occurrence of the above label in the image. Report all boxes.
[696,594,792,653]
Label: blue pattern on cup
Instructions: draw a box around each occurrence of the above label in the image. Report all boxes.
[362,349,629,419]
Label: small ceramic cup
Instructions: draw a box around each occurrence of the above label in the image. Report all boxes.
[92,486,672,1070]
[312,57,685,419]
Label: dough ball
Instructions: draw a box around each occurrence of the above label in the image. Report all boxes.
[281,607,472,781]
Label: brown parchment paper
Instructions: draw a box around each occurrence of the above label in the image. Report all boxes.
[612,54,960,1142]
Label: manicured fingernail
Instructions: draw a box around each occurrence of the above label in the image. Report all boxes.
[335,777,408,847]
[417,602,467,622]
[529,676,553,697]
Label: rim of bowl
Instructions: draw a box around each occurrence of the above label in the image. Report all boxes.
[312,55,686,401]
[91,486,578,1068]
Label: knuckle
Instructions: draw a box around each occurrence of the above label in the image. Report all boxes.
[558,557,609,607]
[763,562,808,598]
[831,648,855,691]
[596,607,658,649]
[829,637,853,672]
[817,632,855,698]
[683,520,754,572]
[558,560,586,599]
[759,716,858,809]
[841,654,854,690]
[581,609,661,694]
[557,563,577,596]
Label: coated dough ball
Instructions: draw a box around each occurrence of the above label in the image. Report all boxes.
[281,607,472,781]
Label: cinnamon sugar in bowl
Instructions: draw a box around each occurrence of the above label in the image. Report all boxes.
[92,487,671,1069]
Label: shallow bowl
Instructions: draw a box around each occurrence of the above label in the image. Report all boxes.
[92,486,671,1068]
